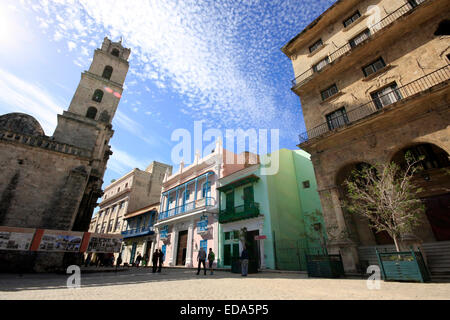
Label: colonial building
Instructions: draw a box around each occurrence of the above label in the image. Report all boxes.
[120,202,160,265]
[217,149,325,271]
[282,0,450,277]
[154,139,256,268]
[0,37,130,272]
[93,161,172,236]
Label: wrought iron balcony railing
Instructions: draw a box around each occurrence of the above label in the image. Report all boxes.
[158,197,215,221]
[121,226,155,238]
[219,202,261,224]
[299,64,450,144]
[291,0,428,88]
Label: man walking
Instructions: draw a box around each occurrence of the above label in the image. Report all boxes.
[158,249,164,273]
[241,247,249,277]
[152,250,159,273]
[197,247,207,275]
[207,248,215,275]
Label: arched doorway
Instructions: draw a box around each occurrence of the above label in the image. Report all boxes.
[335,162,395,246]
[391,143,450,241]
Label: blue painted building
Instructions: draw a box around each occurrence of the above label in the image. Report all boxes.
[120,202,159,266]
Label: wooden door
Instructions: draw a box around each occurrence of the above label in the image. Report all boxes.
[176,231,188,266]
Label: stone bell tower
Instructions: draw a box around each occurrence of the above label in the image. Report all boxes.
[53,37,131,231]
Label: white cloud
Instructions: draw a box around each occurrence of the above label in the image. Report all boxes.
[107,146,150,175]
[0,68,64,135]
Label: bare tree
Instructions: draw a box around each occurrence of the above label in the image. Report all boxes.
[343,153,426,252]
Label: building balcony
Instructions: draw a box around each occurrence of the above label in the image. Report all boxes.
[298,64,450,145]
[158,197,216,221]
[291,0,428,89]
[219,202,261,224]
[121,226,155,239]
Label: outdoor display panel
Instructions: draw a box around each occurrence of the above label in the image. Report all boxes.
[0,227,36,251]
[86,233,123,253]
[37,230,84,252]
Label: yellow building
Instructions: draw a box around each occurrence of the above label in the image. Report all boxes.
[282,0,450,279]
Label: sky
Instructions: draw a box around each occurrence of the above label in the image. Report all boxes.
[0,0,336,204]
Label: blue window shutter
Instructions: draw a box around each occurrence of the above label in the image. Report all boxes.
[200,240,208,252]
[162,245,166,261]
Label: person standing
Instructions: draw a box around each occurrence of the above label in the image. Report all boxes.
[135,253,142,267]
[152,250,159,273]
[207,248,215,275]
[84,253,92,267]
[197,247,207,275]
[158,249,164,273]
[241,248,249,277]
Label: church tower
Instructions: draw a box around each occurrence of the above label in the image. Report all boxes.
[53,37,131,231]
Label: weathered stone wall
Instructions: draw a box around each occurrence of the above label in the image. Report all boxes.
[0,139,90,230]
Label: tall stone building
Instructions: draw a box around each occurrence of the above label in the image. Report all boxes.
[0,37,131,272]
[282,0,449,277]
[92,162,172,236]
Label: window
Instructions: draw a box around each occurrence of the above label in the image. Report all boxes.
[349,29,371,48]
[108,220,114,233]
[326,107,349,130]
[313,57,330,73]
[118,187,121,193]
[371,83,403,109]
[225,192,234,211]
[303,181,311,189]
[363,57,386,77]
[200,240,208,252]
[309,39,323,54]
[115,219,121,231]
[102,66,113,80]
[434,20,450,36]
[92,89,104,103]
[409,0,426,8]
[86,107,97,119]
[119,202,124,210]
[343,11,361,28]
[202,182,211,199]
[321,84,339,101]
[111,49,120,57]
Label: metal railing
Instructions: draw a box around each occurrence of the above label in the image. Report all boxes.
[158,197,215,221]
[299,64,450,144]
[219,202,260,224]
[121,226,155,238]
[292,0,428,87]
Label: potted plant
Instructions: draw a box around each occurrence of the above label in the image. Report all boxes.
[343,153,431,282]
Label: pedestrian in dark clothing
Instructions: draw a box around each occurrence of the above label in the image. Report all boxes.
[84,253,92,267]
[116,255,122,267]
[197,247,207,275]
[135,253,142,267]
[207,248,215,275]
[152,250,159,273]
[158,249,164,273]
[241,248,249,277]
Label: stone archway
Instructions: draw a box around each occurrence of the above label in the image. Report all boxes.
[391,143,450,242]
[335,162,395,247]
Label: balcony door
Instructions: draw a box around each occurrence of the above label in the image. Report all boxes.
[226,191,234,212]
[244,186,254,211]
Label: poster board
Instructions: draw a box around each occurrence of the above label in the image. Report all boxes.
[86,233,123,253]
[0,227,36,251]
[37,230,84,252]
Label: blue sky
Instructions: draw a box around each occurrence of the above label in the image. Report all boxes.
[0,0,335,192]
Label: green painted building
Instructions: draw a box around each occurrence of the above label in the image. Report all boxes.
[216,149,326,271]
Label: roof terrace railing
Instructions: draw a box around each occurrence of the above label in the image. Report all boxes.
[291,0,428,88]
[299,64,450,144]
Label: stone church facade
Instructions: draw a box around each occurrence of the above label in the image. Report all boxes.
[0,37,130,272]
